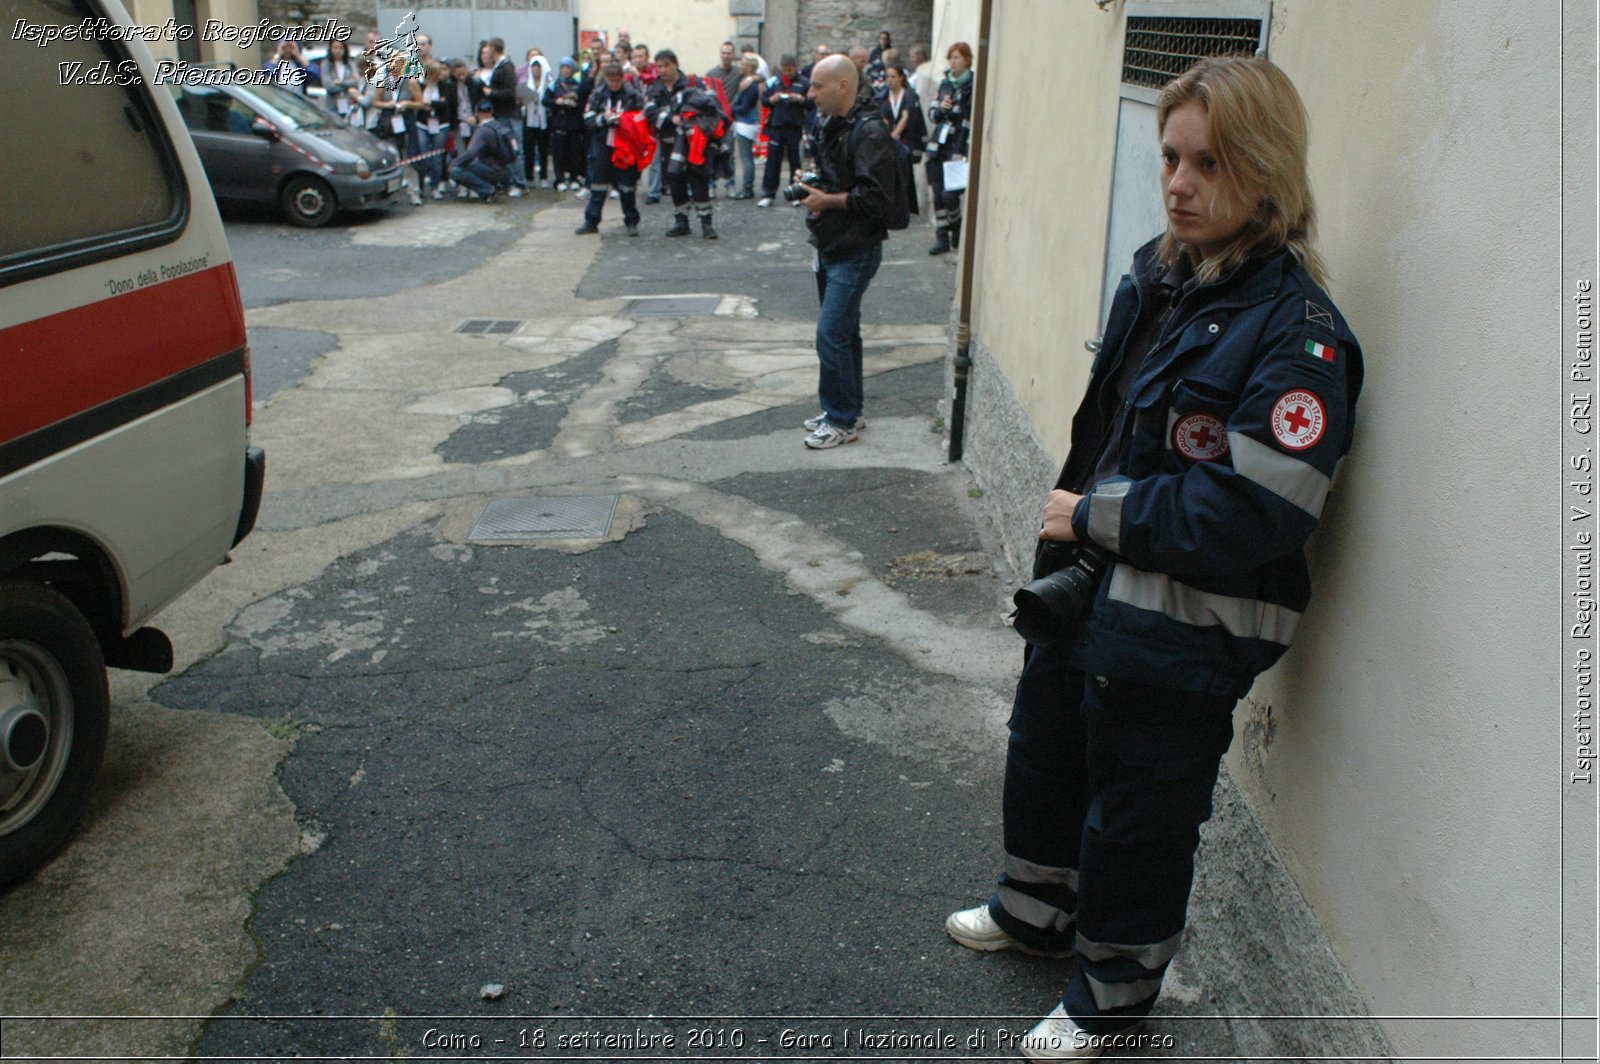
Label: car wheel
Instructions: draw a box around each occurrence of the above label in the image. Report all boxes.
[281,173,338,227]
[0,582,110,890]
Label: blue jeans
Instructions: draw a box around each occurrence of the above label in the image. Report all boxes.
[813,242,882,427]
[414,126,448,191]
[993,638,1236,1034]
[492,116,528,189]
[451,159,509,197]
[735,132,756,195]
[645,145,663,199]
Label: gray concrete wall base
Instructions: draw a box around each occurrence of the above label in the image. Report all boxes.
[950,333,1395,1057]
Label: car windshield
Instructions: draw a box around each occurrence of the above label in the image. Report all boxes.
[238,83,337,130]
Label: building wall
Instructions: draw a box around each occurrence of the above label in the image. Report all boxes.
[793,0,930,59]
[578,0,735,67]
[957,0,1573,1058]
[126,0,262,64]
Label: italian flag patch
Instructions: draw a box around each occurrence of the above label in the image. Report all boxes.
[1304,339,1336,363]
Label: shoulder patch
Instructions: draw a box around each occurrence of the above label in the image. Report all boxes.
[1305,299,1334,330]
[1303,338,1337,363]
[1270,390,1328,451]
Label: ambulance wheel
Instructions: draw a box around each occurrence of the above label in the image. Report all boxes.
[281,174,337,228]
[0,581,109,890]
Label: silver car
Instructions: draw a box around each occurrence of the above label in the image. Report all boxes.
[168,78,404,226]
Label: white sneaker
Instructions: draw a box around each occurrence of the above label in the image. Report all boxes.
[1019,1005,1141,1061]
[804,413,865,432]
[609,189,620,199]
[508,186,525,198]
[756,197,773,207]
[556,181,568,191]
[803,422,859,449]
[430,186,445,200]
[944,905,1074,957]
[538,178,549,188]
[574,188,589,199]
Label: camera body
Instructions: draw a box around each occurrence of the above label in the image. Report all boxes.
[1011,542,1110,647]
[782,171,823,202]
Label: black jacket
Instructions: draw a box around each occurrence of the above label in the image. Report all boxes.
[487,57,518,119]
[806,99,899,254]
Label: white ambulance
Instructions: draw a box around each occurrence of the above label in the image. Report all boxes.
[1,0,265,886]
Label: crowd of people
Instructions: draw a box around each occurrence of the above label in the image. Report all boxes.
[264,26,973,251]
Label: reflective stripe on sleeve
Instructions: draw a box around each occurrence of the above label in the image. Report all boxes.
[1107,566,1302,646]
[1086,480,1132,553]
[1228,432,1331,517]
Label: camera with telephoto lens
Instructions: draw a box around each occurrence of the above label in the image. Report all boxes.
[1011,542,1111,647]
[782,172,823,202]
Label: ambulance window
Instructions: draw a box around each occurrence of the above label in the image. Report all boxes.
[1,0,182,273]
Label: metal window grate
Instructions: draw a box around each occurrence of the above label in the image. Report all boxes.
[1121,16,1263,90]
[456,319,526,335]
[468,495,619,542]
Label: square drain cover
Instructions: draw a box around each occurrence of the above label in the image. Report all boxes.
[624,296,721,317]
[456,319,525,335]
[468,495,618,542]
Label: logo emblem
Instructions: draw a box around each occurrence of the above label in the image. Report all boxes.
[1172,413,1229,461]
[1305,300,1334,330]
[1271,390,1327,451]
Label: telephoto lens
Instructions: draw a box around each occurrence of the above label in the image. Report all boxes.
[1011,545,1110,646]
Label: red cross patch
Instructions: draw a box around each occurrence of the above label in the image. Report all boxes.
[1172,413,1229,461]
[1270,390,1327,451]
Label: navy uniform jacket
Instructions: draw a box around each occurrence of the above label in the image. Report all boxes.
[1065,238,1364,697]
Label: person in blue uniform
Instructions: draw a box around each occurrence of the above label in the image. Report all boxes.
[575,62,646,236]
[944,55,1364,1061]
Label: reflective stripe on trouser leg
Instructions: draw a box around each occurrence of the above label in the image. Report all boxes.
[584,183,609,224]
[993,853,1078,943]
[1059,676,1236,1034]
[993,640,1090,953]
[617,178,640,225]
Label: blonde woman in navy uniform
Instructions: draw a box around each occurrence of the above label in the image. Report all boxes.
[944,56,1363,1060]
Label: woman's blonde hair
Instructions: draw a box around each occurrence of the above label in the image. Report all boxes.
[1156,55,1326,286]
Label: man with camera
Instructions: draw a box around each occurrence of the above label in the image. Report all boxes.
[790,55,900,450]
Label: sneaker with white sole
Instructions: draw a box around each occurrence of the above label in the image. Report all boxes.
[804,413,865,432]
[1019,1005,1141,1061]
[756,196,773,207]
[945,905,1074,957]
[508,186,525,198]
[803,422,859,449]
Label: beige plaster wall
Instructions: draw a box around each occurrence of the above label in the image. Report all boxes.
[577,0,735,68]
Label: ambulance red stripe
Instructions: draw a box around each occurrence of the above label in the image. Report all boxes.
[0,263,247,447]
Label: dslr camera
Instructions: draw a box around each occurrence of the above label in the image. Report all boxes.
[1011,540,1110,647]
[782,171,823,203]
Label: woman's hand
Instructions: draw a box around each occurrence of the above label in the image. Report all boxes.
[1040,489,1083,542]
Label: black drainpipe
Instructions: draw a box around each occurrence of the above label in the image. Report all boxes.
[947,0,994,463]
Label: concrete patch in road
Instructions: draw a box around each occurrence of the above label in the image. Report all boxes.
[0,704,296,1060]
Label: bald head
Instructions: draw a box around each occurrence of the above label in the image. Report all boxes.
[847,45,869,70]
[809,53,858,115]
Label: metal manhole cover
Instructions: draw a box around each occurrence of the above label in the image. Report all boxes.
[623,296,721,318]
[456,319,526,335]
[468,495,618,542]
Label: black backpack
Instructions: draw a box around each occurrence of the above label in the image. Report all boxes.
[848,113,910,231]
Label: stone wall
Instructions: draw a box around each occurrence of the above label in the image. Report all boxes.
[793,0,932,58]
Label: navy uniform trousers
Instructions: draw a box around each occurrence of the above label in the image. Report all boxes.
[989,635,1236,1035]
